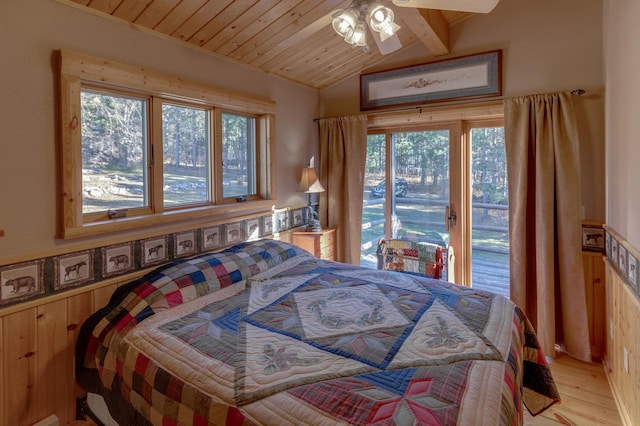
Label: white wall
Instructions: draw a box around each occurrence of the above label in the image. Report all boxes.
[604,0,640,250]
[320,0,605,222]
[0,0,320,259]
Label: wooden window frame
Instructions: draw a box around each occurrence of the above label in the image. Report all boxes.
[57,50,276,239]
[366,102,504,285]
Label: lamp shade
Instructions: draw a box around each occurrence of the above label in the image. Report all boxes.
[298,167,325,193]
[346,18,368,46]
[332,8,358,38]
[368,4,394,32]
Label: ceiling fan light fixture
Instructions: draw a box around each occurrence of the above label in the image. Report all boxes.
[332,8,358,38]
[368,4,394,32]
[333,0,401,52]
[346,17,368,47]
[378,21,400,41]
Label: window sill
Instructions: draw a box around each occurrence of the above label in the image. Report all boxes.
[59,199,275,239]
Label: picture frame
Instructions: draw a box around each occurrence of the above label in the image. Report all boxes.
[582,224,605,252]
[174,231,196,259]
[226,222,242,245]
[261,214,273,237]
[293,209,303,227]
[55,250,94,290]
[611,238,619,268]
[360,50,502,111]
[141,236,169,268]
[245,219,260,240]
[273,210,286,233]
[619,245,628,278]
[628,252,638,293]
[202,226,221,251]
[103,242,135,277]
[0,259,45,304]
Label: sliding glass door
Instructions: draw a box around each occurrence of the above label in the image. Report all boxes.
[361,125,459,280]
[469,123,509,296]
[389,129,451,246]
[360,120,508,294]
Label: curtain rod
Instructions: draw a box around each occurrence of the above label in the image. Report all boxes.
[313,88,586,122]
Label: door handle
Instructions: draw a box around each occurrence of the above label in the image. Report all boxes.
[445,206,457,231]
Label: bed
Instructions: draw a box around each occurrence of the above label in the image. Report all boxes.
[75,239,559,426]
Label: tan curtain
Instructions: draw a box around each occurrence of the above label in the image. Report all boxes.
[317,115,368,264]
[505,92,591,362]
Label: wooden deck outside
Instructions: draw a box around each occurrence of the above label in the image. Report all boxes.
[471,249,510,298]
[361,248,511,298]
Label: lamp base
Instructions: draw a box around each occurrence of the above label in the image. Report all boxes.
[306,219,323,232]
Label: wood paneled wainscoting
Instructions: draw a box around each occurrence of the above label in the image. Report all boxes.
[604,258,640,425]
[0,273,142,426]
[0,230,303,426]
[0,239,629,426]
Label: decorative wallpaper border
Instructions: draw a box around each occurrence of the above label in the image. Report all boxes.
[605,228,640,301]
[0,207,306,308]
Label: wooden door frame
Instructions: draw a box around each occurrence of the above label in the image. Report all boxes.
[367,102,504,286]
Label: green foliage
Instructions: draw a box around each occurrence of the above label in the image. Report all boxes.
[162,103,208,169]
[470,127,507,205]
[79,89,257,211]
[81,90,145,169]
[361,127,509,266]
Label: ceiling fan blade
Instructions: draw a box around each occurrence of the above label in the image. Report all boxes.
[391,0,500,13]
[277,12,335,48]
[371,30,402,55]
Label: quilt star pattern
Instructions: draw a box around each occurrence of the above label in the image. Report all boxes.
[77,239,560,426]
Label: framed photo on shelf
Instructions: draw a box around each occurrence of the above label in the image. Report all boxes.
[360,50,502,111]
[582,223,605,252]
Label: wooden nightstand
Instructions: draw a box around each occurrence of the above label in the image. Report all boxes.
[292,228,336,260]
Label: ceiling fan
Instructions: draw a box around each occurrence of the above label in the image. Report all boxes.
[279,0,500,55]
[392,0,500,14]
[337,0,500,53]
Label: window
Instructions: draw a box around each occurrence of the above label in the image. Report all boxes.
[81,89,150,214]
[162,102,210,208]
[58,50,275,238]
[221,112,257,199]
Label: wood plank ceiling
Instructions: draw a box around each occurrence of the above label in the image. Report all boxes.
[62,0,474,90]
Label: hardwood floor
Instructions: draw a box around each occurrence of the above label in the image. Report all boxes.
[524,353,623,426]
[71,353,622,426]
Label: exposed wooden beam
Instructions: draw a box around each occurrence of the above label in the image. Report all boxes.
[394,7,450,56]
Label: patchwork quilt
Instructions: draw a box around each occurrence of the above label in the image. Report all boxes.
[76,239,560,426]
[378,238,446,278]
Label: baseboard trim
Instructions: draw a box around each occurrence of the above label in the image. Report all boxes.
[603,354,633,426]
